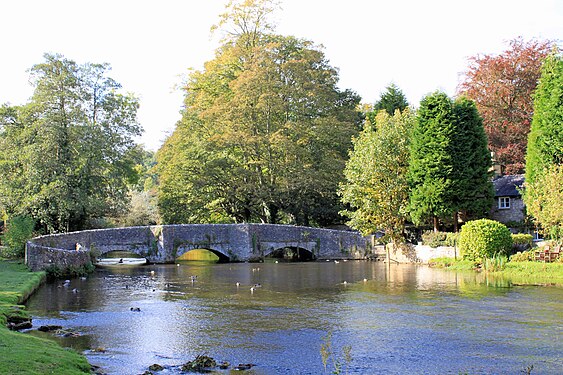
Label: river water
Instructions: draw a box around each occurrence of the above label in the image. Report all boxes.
[26,261,562,374]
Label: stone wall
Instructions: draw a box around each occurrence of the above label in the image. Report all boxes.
[490,197,525,225]
[25,242,92,272]
[414,245,457,263]
[380,244,457,264]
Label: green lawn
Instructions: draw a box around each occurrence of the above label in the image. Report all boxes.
[429,257,563,285]
[491,261,563,285]
[0,260,90,374]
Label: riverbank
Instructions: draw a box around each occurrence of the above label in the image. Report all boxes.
[0,260,90,374]
[429,257,563,285]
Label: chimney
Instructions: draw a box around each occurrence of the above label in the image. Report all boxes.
[490,151,504,178]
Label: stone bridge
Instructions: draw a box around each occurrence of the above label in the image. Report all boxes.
[26,224,376,271]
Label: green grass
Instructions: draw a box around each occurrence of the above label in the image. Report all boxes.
[428,257,476,270]
[429,256,563,285]
[0,260,90,374]
[490,261,563,285]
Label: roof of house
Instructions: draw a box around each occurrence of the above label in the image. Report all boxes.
[493,174,525,197]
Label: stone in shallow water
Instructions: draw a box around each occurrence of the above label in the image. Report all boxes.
[148,363,164,371]
[38,324,63,332]
[181,355,217,371]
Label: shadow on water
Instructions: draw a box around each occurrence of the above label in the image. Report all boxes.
[24,262,563,375]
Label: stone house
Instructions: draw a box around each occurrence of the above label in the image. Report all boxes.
[490,174,525,226]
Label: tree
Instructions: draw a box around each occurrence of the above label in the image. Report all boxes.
[364,84,409,126]
[524,50,563,239]
[408,92,492,232]
[157,1,359,225]
[458,37,553,174]
[525,50,563,185]
[408,92,456,231]
[373,84,409,116]
[340,109,414,242]
[157,1,360,226]
[524,165,563,240]
[450,97,494,230]
[0,54,141,233]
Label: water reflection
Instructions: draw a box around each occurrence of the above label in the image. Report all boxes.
[26,262,563,374]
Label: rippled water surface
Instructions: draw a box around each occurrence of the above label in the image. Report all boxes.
[26,262,563,374]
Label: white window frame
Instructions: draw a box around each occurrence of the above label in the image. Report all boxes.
[498,197,510,209]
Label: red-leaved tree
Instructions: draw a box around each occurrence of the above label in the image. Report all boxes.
[457,37,553,174]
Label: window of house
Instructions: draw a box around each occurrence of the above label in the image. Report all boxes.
[498,197,510,209]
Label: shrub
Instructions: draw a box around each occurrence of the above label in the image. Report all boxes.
[511,233,533,253]
[422,231,459,247]
[510,250,535,262]
[458,219,513,262]
[1,216,35,258]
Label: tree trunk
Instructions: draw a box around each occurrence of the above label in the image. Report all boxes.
[433,216,439,232]
[453,212,459,233]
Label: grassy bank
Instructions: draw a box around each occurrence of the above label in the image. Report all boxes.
[429,257,563,285]
[489,261,563,285]
[0,260,90,374]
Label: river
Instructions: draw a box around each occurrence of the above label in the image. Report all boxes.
[26,261,562,374]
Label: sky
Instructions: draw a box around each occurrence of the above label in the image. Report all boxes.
[1,0,562,151]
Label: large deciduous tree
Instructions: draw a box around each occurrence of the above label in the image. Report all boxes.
[339,109,414,242]
[156,0,360,226]
[457,37,552,174]
[0,54,141,233]
[524,50,563,238]
[408,92,492,232]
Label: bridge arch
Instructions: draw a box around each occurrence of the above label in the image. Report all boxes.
[265,246,316,262]
[175,248,230,263]
[97,250,148,266]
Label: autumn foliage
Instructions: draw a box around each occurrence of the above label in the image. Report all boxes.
[458,38,553,174]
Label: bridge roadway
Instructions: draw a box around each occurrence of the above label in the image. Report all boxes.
[25,224,376,271]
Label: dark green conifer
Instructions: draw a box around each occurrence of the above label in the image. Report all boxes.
[408,92,455,231]
[408,92,492,231]
[525,51,563,186]
[373,83,409,116]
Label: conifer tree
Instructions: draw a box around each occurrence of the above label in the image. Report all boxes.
[525,51,563,186]
[524,50,563,238]
[373,84,409,116]
[451,97,494,230]
[408,92,492,232]
[408,92,454,231]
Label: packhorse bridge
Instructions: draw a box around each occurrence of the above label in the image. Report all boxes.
[25,224,376,271]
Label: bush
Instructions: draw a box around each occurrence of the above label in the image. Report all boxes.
[1,216,35,258]
[422,231,459,247]
[458,219,513,262]
[511,233,533,253]
[510,250,535,262]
